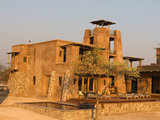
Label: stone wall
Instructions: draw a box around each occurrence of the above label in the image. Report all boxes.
[12,101,160,120]
[137,76,152,94]
[13,103,93,120]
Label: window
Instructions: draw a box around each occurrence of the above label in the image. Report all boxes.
[23,57,27,63]
[73,78,76,84]
[63,47,66,62]
[59,50,62,57]
[59,76,62,86]
[90,37,94,44]
[78,77,82,91]
[109,41,114,54]
[111,76,115,87]
[104,79,106,85]
[58,47,66,63]
[33,76,36,85]
[89,78,94,91]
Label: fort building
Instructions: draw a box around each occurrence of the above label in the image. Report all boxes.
[8,20,146,101]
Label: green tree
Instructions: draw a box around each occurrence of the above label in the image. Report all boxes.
[74,48,137,96]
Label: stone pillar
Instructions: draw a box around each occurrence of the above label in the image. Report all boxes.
[137,78,146,94]
[48,71,59,101]
[115,75,126,94]
[87,77,90,92]
[147,77,152,94]
[98,78,103,94]
[114,30,126,94]
[126,80,132,93]
[62,70,71,101]
[93,27,110,47]
[83,29,91,44]
[93,27,110,61]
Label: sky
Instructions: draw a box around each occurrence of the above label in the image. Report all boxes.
[0,0,160,65]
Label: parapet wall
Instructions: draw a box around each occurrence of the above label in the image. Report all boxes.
[12,101,160,120]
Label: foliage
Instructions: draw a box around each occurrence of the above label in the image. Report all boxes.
[0,64,10,82]
[74,48,137,77]
[124,67,140,81]
[73,48,140,95]
[74,48,109,77]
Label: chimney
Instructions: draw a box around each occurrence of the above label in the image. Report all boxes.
[156,48,160,64]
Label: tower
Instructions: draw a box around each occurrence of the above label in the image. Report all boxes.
[83,20,126,94]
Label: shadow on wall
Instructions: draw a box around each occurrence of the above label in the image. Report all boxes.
[0,89,9,104]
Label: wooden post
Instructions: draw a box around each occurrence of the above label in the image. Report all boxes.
[88,77,90,92]
[95,78,99,120]
[139,60,142,67]
[82,77,84,92]
[130,61,133,68]
[93,79,95,92]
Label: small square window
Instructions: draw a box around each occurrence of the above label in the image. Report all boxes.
[33,76,36,85]
[59,76,62,86]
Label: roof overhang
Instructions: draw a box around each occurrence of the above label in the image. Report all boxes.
[90,20,116,26]
[123,56,144,61]
[7,52,20,56]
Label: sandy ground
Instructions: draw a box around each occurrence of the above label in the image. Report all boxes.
[102,112,160,120]
[1,97,160,120]
[2,96,51,105]
[0,107,57,120]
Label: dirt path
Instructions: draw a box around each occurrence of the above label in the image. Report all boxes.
[0,107,57,120]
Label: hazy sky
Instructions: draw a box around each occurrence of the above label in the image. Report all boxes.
[0,0,160,65]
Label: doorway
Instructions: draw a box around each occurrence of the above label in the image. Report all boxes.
[131,80,137,93]
[152,76,160,93]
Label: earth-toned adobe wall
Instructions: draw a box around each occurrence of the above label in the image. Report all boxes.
[13,101,160,120]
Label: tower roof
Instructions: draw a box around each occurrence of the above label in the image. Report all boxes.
[90,20,116,26]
